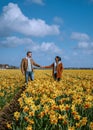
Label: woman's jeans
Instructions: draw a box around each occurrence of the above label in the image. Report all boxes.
[54,73,61,81]
[25,71,34,83]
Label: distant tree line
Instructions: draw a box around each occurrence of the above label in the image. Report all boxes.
[0,64,19,69]
[0,64,92,70]
[64,67,93,70]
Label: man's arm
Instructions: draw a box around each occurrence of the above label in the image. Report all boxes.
[32,59,41,67]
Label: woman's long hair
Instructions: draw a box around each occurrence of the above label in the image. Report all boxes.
[55,56,61,61]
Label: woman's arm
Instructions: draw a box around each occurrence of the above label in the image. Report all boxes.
[42,63,54,69]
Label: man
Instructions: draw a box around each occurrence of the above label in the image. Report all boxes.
[42,56,64,81]
[21,51,41,83]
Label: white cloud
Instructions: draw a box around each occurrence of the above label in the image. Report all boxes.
[73,52,78,56]
[31,42,62,54]
[0,3,60,37]
[53,16,64,24]
[78,42,89,49]
[0,36,33,47]
[30,0,45,5]
[77,41,93,54]
[0,35,62,54]
[63,55,69,60]
[89,0,93,2]
[71,32,93,54]
[71,32,90,41]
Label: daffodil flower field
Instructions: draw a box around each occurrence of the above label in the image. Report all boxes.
[0,69,93,130]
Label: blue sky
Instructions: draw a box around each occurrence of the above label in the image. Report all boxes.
[0,0,93,68]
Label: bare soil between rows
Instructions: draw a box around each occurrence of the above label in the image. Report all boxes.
[0,86,26,130]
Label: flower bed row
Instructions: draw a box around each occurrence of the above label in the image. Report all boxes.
[0,69,93,130]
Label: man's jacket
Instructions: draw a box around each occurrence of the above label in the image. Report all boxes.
[21,58,40,73]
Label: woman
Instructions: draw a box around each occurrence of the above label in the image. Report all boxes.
[42,56,64,81]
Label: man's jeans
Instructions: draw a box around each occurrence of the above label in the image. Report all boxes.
[25,71,34,83]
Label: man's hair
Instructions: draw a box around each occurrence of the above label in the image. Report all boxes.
[27,51,32,56]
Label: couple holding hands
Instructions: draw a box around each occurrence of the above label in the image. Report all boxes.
[21,51,64,83]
